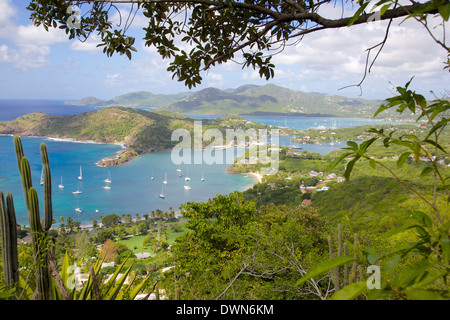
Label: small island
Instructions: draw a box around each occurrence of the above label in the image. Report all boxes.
[96,148,140,167]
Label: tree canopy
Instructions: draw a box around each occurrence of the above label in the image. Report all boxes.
[27,0,450,88]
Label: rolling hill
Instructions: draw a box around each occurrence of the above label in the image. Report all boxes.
[65,83,395,119]
[0,107,273,165]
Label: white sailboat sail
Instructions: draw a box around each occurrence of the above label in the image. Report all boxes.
[72,182,82,194]
[201,171,205,181]
[163,172,168,184]
[58,176,64,189]
[159,185,165,198]
[40,168,44,185]
[185,168,190,181]
[104,170,111,183]
[78,166,83,180]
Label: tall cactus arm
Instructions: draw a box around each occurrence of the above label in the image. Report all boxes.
[19,157,33,213]
[40,143,53,232]
[29,187,49,300]
[6,192,19,285]
[0,191,12,286]
[13,135,24,174]
[0,191,19,286]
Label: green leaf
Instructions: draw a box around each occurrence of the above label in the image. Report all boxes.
[424,139,447,153]
[381,254,401,272]
[369,158,376,169]
[413,93,427,108]
[329,281,367,300]
[438,3,450,21]
[296,256,356,287]
[348,2,370,26]
[344,156,360,180]
[441,239,450,265]
[380,3,391,15]
[404,288,445,300]
[391,260,431,289]
[397,152,411,169]
[409,210,432,228]
[420,167,433,178]
[346,140,359,151]
[327,152,353,173]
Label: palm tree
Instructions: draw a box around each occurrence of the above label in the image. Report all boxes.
[66,216,74,233]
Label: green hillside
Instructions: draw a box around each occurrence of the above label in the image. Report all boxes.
[65,83,400,119]
[0,107,272,158]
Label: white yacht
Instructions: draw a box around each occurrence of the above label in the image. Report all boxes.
[104,170,111,183]
[58,176,64,189]
[159,185,165,198]
[72,182,82,194]
[78,166,83,180]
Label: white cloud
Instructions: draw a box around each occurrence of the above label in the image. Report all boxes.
[0,0,68,71]
[70,34,103,53]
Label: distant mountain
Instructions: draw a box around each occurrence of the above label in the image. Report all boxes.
[65,83,408,119]
[66,91,190,108]
[164,84,385,118]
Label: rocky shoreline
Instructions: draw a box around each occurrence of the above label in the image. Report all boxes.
[96,148,140,167]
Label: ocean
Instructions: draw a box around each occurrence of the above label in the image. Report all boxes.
[0,100,402,226]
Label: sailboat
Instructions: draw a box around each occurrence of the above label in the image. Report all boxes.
[78,166,83,180]
[72,182,82,194]
[184,180,191,190]
[177,165,181,172]
[151,170,154,180]
[104,170,111,183]
[163,172,168,184]
[159,185,165,198]
[201,171,205,182]
[40,168,44,185]
[75,208,83,213]
[58,176,64,189]
[185,169,190,181]
[103,183,110,190]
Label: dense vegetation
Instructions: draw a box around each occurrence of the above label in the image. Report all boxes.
[0,83,449,301]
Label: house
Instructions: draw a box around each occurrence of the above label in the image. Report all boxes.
[101,261,115,268]
[301,199,312,206]
[135,252,152,259]
[308,171,319,177]
[327,173,337,179]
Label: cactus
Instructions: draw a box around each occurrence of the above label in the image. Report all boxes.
[350,233,360,283]
[0,191,19,287]
[40,143,53,232]
[13,135,53,300]
[328,223,362,291]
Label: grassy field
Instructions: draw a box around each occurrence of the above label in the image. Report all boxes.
[118,220,189,254]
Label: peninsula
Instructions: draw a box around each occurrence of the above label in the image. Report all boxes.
[0,107,275,166]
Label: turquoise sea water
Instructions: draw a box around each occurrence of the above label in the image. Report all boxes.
[0,135,256,226]
[0,101,408,226]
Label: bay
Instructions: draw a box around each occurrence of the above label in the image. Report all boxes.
[0,101,408,227]
[0,135,256,226]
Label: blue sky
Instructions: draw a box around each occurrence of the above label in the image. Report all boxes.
[0,0,448,101]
